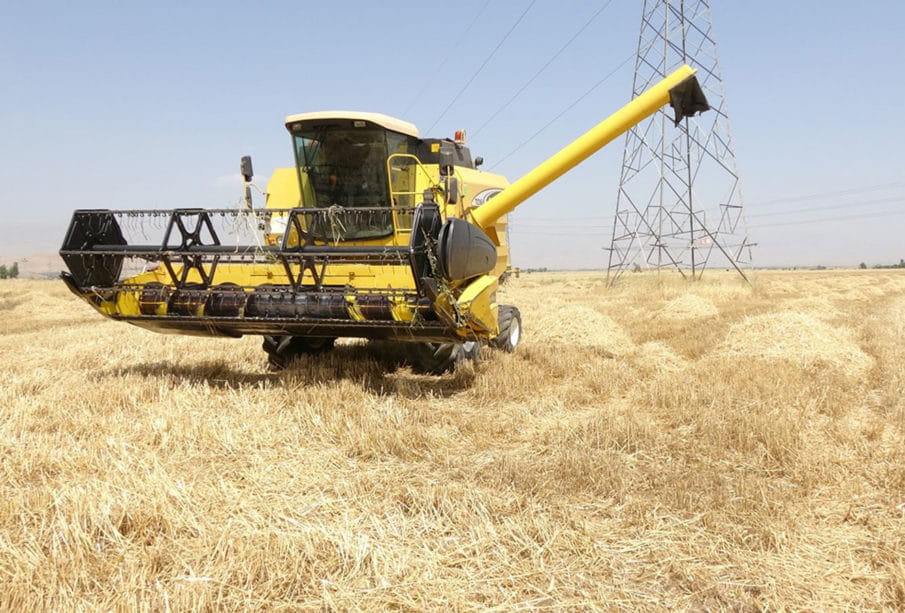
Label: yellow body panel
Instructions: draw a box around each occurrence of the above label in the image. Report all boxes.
[454,274,499,336]
[85,262,421,321]
[253,157,512,335]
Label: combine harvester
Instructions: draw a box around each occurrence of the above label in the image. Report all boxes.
[60,66,708,372]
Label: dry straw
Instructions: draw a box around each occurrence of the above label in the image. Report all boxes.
[717,311,874,376]
[657,293,719,321]
[1,270,904,609]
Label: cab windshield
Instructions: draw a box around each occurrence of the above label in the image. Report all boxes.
[293,127,394,240]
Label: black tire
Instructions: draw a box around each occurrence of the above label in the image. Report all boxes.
[490,305,521,352]
[462,340,481,361]
[262,335,336,370]
[410,340,481,375]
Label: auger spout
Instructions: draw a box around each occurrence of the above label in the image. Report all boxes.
[470,64,709,230]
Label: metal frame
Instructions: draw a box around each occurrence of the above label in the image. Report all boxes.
[60,206,420,288]
[160,209,222,287]
[606,0,752,284]
[57,205,457,338]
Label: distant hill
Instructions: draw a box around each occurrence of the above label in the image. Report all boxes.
[0,253,64,279]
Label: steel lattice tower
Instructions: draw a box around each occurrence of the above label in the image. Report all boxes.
[606,0,752,284]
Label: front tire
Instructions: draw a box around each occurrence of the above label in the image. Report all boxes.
[263,335,336,370]
[410,341,480,374]
[490,305,521,352]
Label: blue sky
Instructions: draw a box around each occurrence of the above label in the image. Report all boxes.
[2,0,904,268]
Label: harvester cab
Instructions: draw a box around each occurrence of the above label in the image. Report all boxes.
[60,65,709,373]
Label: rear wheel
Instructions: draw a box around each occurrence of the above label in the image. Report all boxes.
[490,305,521,352]
[410,341,480,374]
[263,335,336,370]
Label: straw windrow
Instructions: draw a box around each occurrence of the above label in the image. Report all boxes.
[1,269,903,609]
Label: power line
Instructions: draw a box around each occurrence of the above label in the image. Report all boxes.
[511,220,611,229]
[749,207,905,229]
[471,0,614,138]
[513,216,609,222]
[512,208,905,232]
[514,193,905,227]
[746,180,905,208]
[512,215,606,225]
[513,229,613,235]
[402,0,493,117]
[489,54,634,170]
[509,205,905,236]
[426,0,537,133]
[746,194,905,218]
[511,228,612,233]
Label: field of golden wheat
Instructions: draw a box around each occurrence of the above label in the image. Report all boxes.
[1,270,904,610]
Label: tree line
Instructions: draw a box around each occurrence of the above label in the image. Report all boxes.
[859,259,905,270]
[0,263,19,279]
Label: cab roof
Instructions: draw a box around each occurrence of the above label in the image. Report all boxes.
[284,111,420,139]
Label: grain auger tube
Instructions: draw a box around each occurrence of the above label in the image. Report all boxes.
[60,65,708,373]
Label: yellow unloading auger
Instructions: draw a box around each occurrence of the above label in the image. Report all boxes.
[60,65,708,372]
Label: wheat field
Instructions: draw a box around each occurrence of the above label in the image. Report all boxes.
[1,270,903,610]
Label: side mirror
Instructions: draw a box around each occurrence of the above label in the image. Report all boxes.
[438,143,454,177]
[474,156,484,168]
[240,156,254,182]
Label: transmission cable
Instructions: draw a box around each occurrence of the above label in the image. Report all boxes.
[746,180,905,208]
[508,205,905,238]
[402,0,493,117]
[511,230,612,237]
[489,53,634,170]
[471,0,614,138]
[426,0,537,133]
[746,194,905,218]
[749,207,905,229]
[513,206,905,235]
[513,193,905,227]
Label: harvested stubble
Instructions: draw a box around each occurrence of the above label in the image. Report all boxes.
[1,269,904,610]
[717,311,874,376]
[657,293,719,321]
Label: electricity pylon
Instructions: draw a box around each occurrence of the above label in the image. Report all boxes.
[606,0,752,284]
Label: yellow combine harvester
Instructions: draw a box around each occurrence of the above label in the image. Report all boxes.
[60,66,708,372]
